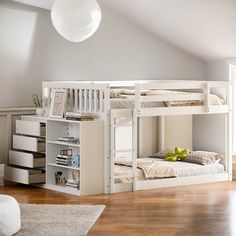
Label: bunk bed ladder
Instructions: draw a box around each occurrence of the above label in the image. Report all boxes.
[110,109,137,193]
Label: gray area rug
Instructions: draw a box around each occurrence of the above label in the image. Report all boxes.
[16,204,105,236]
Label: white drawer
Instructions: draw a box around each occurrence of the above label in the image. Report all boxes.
[16,120,46,137]
[13,135,46,153]
[9,150,45,168]
[5,166,45,184]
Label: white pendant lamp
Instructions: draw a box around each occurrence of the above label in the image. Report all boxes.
[51,0,101,43]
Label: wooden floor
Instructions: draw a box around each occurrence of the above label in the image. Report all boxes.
[1,181,236,236]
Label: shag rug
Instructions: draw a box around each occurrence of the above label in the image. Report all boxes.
[16,204,105,236]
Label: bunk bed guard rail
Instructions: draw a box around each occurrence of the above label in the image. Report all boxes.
[134,81,230,116]
[42,81,110,114]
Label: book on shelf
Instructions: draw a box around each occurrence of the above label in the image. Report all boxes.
[66,179,80,189]
[65,112,94,121]
[56,161,72,166]
[56,155,72,166]
[57,137,79,143]
[66,183,80,189]
[57,155,72,160]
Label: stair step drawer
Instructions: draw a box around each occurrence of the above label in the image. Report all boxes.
[16,120,46,137]
[5,166,45,184]
[9,150,45,168]
[13,135,45,153]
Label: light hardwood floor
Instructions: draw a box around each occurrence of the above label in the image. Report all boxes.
[1,181,236,236]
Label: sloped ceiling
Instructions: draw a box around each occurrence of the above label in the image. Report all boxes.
[12,0,236,61]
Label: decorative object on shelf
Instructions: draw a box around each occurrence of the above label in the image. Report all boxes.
[51,0,101,43]
[32,94,44,116]
[49,89,67,118]
[65,112,94,121]
[60,149,73,156]
[71,155,80,167]
[55,171,66,186]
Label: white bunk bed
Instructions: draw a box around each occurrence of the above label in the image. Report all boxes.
[42,80,232,194]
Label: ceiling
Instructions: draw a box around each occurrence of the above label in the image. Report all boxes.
[12,0,236,61]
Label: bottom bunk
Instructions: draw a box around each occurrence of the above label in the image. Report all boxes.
[113,153,230,193]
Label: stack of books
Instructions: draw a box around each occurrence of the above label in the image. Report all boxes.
[56,155,72,166]
[65,112,94,121]
[66,170,80,189]
[66,180,80,189]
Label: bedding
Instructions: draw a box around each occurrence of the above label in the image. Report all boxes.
[149,149,224,166]
[110,89,224,109]
[114,157,225,183]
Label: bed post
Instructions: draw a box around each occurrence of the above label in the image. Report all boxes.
[132,84,141,191]
[227,67,234,180]
[132,109,138,191]
[104,85,111,194]
[159,117,165,150]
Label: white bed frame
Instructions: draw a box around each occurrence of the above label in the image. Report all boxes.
[42,80,232,194]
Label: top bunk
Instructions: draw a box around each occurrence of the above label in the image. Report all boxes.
[42,80,231,117]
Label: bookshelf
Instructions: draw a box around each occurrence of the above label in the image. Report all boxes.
[6,116,104,196]
[46,118,104,196]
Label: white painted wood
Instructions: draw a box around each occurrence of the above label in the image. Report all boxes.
[113,173,229,192]
[140,81,206,90]
[5,166,45,184]
[41,81,231,195]
[80,121,104,195]
[45,118,104,196]
[114,182,132,193]
[110,110,115,193]
[141,94,205,102]
[0,108,35,165]
[138,105,229,117]
[132,109,138,191]
[16,120,45,137]
[13,135,45,153]
[136,173,229,190]
[9,150,45,168]
[43,184,81,196]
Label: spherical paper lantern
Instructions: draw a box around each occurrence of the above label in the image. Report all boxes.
[51,0,101,42]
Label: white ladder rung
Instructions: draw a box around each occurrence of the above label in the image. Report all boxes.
[114,149,133,153]
[112,124,134,128]
[114,175,133,180]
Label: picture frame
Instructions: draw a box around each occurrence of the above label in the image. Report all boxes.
[49,89,67,118]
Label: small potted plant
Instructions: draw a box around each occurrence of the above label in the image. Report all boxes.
[32,94,44,116]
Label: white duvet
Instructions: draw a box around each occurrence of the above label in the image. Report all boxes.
[115,157,224,183]
[110,89,224,109]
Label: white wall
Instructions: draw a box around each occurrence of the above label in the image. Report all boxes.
[165,115,192,150]
[193,60,229,154]
[0,0,206,108]
[206,60,229,82]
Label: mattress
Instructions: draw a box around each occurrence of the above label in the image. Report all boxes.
[110,90,224,109]
[111,99,165,109]
[114,157,224,183]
